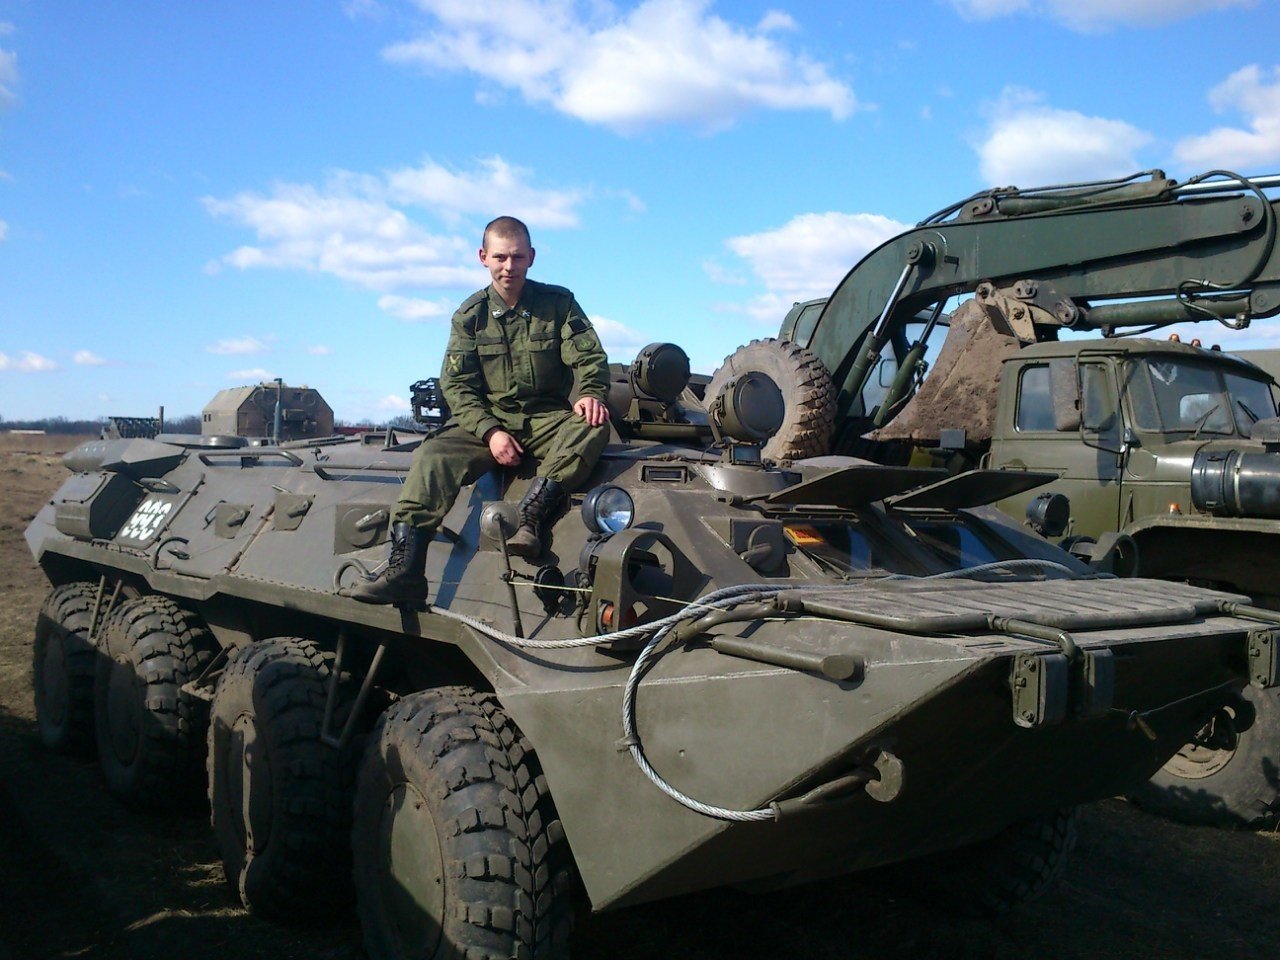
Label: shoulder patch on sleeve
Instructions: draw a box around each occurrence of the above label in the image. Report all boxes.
[568,316,590,335]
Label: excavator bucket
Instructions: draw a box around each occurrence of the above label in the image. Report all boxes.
[870,299,1022,445]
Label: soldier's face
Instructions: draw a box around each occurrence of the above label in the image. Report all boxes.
[480,233,535,304]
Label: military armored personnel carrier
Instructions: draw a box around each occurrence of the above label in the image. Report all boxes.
[26,338,1280,958]
[753,170,1280,827]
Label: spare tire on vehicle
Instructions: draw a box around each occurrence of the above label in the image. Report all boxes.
[705,338,835,462]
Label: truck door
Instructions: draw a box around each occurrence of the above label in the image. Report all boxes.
[989,359,1123,538]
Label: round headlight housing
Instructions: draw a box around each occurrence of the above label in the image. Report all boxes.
[581,485,635,534]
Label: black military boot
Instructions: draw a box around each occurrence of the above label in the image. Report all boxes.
[344,522,430,606]
[506,477,564,558]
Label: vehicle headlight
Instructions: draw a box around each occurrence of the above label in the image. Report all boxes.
[581,485,635,534]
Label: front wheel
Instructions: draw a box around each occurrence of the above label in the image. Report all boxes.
[33,582,101,754]
[1129,685,1280,828]
[891,807,1078,917]
[353,686,575,960]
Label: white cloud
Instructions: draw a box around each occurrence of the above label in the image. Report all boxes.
[385,0,856,134]
[975,87,1151,187]
[343,0,385,18]
[0,42,16,108]
[206,335,269,356]
[378,294,453,321]
[204,157,582,293]
[73,350,107,366]
[0,351,58,373]
[307,344,333,355]
[386,156,583,228]
[948,0,1252,30]
[1174,65,1280,170]
[377,393,411,412]
[702,259,747,286]
[590,315,649,358]
[0,219,7,242]
[227,367,274,382]
[724,211,908,321]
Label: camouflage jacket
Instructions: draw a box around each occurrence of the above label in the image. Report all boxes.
[440,279,610,440]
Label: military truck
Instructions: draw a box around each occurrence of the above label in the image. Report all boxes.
[25,341,1280,959]
[758,170,1280,827]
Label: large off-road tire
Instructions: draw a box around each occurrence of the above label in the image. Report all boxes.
[33,582,101,754]
[93,595,216,809]
[894,807,1078,917]
[706,338,835,462]
[207,637,361,920]
[1129,685,1280,827]
[353,686,575,960]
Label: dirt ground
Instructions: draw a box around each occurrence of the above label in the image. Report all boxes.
[2,433,1279,960]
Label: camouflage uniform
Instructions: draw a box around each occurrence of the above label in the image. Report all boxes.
[394,279,611,533]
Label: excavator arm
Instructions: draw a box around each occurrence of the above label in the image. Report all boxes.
[780,171,1280,447]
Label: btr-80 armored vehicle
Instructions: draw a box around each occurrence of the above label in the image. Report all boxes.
[25,339,1280,959]
[760,170,1280,828]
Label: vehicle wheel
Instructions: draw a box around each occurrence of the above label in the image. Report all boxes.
[33,582,101,754]
[353,686,575,960]
[208,637,360,920]
[893,807,1077,917]
[1129,685,1280,827]
[93,595,215,809]
[706,338,835,462]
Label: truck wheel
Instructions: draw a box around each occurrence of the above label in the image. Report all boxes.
[353,686,575,960]
[93,595,215,809]
[706,338,835,462]
[894,807,1077,916]
[1129,685,1280,827]
[207,637,360,920]
[33,582,101,754]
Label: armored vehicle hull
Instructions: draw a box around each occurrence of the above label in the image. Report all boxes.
[25,389,1279,955]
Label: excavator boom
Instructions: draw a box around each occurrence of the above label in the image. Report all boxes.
[781,171,1280,440]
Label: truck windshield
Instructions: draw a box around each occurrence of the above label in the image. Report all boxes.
[1125,358,1277,436]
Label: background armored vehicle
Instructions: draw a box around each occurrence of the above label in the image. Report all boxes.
[201,379,333,442]
[760,170,1280,827]
[25,338,1280,959]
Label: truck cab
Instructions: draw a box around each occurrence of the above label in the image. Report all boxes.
[988,339,1280,598]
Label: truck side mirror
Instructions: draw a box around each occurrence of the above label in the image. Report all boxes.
[1049,359,1081,432]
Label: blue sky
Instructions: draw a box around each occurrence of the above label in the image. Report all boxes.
[3,0,1280,422]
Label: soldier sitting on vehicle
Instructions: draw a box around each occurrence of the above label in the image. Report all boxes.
[345,215,612,606]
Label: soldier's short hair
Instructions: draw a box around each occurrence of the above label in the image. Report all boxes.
[483,216,532,250]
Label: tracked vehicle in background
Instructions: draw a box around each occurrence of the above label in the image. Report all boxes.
[25,333,1280,958]
[759,169,1280,826]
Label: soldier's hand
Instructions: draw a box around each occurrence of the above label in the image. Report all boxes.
[486,429,524,466]
[574,396,611,427]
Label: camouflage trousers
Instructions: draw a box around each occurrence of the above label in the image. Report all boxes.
[392,409,610,532]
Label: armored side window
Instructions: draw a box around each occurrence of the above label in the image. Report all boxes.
[1015,364,1055,432]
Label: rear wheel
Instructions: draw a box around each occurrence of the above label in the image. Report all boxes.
[1129,685,1280,827]
[353,686,575,960]
[207,637,360,920]
[33,582,101,754]
[93,595,215,809]
[893,807,1077,916]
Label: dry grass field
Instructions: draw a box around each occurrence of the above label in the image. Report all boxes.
[2,432,1279,959]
